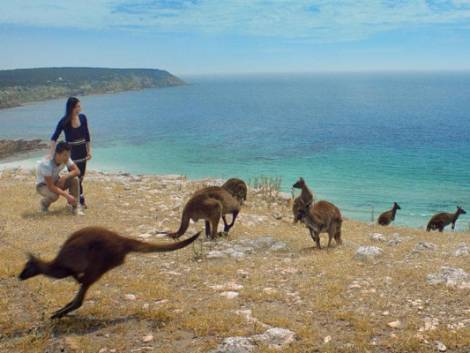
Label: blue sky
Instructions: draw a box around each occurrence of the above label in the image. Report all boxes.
[1,0,470,75]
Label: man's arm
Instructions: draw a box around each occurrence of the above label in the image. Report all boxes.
[45,176,74,204]
[67,162,81,178]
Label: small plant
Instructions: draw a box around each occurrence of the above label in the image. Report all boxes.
[249,176,282,205]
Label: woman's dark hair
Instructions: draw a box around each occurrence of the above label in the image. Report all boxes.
[55,141,71,154]
[62,97,80,127]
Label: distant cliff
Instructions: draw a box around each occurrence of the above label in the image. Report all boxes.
[0,67,185,109]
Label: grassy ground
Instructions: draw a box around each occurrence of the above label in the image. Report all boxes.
[1,169,470,353]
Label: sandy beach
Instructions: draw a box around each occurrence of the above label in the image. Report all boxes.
[1,167,470,352]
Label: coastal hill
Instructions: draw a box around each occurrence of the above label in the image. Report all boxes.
[0,67,185,109]
[1,169,470,352]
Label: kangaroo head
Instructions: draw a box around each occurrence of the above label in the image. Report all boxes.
[292,177,305,189]
[18,253,41,280]
[457,206,467,215]
[393,202,401,210]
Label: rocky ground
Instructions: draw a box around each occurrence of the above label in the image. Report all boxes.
[0,139,48,160]
[1,168,470,352]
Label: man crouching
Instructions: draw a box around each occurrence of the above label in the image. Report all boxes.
[36,141,83,216]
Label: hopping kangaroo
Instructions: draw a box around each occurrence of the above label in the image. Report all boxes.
[163,186,242,240]
[18,226,200,319]
[378,202,401,226]
[297,200,342,249]
[292,177,315,223]
[427,206,466,232]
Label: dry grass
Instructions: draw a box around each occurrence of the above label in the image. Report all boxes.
[1,169,470,352]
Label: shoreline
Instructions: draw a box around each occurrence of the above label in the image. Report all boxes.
[1,163,468,234]
[0,84,187,111]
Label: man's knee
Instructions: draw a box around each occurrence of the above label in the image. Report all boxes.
[49,193,60,202]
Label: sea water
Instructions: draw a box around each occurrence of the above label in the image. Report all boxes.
[1,72,469,230]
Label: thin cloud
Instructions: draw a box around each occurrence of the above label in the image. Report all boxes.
[2,0,470,42]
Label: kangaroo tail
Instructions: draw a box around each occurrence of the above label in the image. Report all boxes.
[156,211,191,239]
[130,231,201,253]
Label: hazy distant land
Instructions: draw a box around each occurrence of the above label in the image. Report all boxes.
[0,67,185,109]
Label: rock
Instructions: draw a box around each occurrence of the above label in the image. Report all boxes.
[427,267,470,289]
[270,241,289,252]
[369,233,386,242]
[453,243,470,257]
[208,336,255,353]
[210,282,244,291]
[207,250,228,259]
[155,299,169,305]
[436,341,447,352]
[206,237,289,260]
[355,246,383,261]
[0,139,48,159]
[419,317,439,332]
[414,241,437,252]
[252,327,296,349]
[272,212,283,220]
[142,334,154,343]
[387,233,403,246]
[125,294,136,301]
[263,287,278,295]
[220,291,239,299]
[138,233,152,239]
[323,335,332,344]
[387,320,402,329]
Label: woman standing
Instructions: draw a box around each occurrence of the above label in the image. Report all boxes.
[50,97,92,209]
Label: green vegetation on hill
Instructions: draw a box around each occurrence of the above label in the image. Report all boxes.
[0,67,185,109]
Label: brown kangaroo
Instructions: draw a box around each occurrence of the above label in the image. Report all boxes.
[427,206,466,232]
[378,202,401,226]
[222,178,248,204]
[292,177,314,223]
[297,200,342,249]
[162,186,242,239]
[18,226,200,319]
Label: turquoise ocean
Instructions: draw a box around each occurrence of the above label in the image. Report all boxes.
[0,73,469,230]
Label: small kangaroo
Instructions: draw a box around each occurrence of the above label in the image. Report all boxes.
[222,178,248,204]
[297,200,342,249]
[378,202,401,226]
[292,177,315,223]
[18,226,200,319]
[162,186,242,239]
[427,206,467,232]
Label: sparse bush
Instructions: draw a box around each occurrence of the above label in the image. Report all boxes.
[249,176,282,204]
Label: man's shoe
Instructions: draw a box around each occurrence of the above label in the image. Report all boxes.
[40,201,48,213]
[73,206,85,216]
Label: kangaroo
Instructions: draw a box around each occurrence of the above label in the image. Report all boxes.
[222,178,248,204]
[297,200,342,249]
[292,177,315,223]
[18,226,200,319]
[162,186,242,240]
[378,202,401,226]
[427,206,467,232]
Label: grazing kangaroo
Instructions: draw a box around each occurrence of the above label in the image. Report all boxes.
[378,202,401,226]
[18,226,200,319]
[162,186,242,240]
[297,200,342,249]
[292,177,315,223]
[222,178,248,204]
[427,206,467,232]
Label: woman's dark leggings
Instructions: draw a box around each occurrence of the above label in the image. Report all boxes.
[75,161,87,205]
